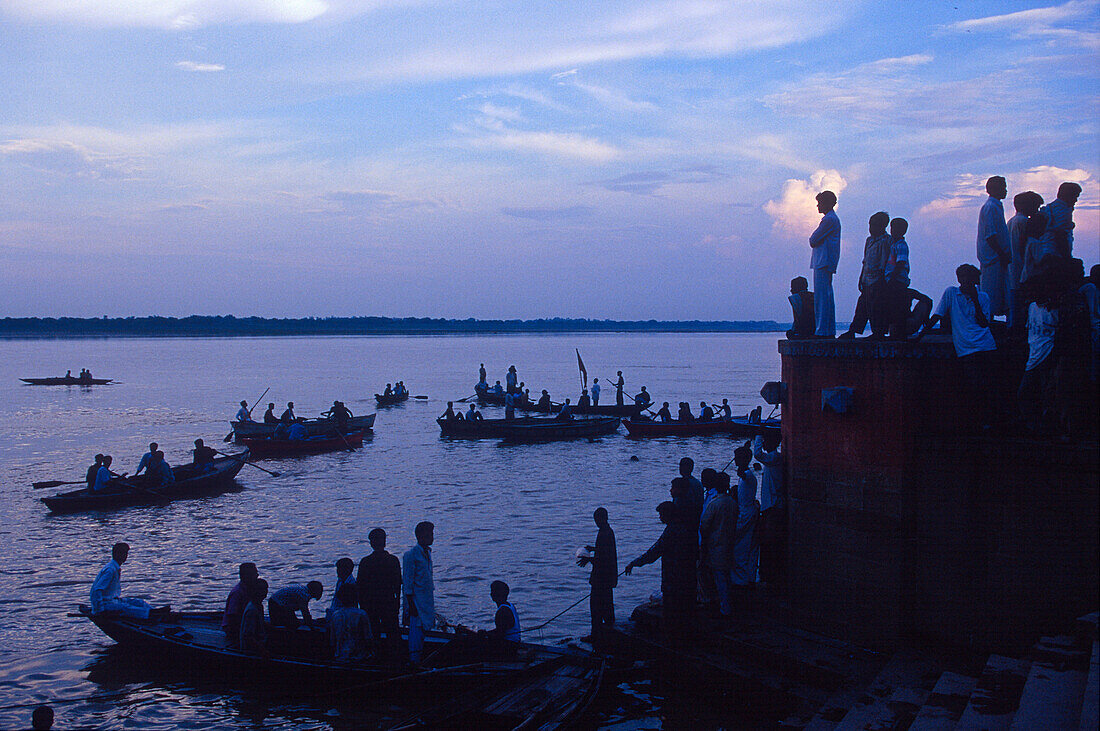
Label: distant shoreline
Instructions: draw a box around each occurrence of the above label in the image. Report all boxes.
[0,316,786,339]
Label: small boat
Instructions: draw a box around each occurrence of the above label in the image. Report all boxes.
[438,416,557,439]
[230,413,375,441]
[727,415,781,438]
[498,416,621,442]
[77,604,603,728]
[375,391,410,406]
[21,376,112,386]
[623,418,737,437]
[41,452,248,513]
[239,430,364,456]
[476,390,646,417]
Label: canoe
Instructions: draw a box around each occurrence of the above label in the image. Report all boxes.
[239,429,364,456]
[499,416,620,442]
[375,391,410,406]
[230,413,375,441]
[623,418,738,437]
[438,416,560,439]
[476,390,646,417]
[21,376,112,386]
[77,604,603,727]
[41,452,248,513]
[727,415,781,438]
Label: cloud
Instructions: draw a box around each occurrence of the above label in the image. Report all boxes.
[763,169,847,239]
[946,0,1100,47]
[0,138,130,178]
[176,61,226,72]
[559,78,657,114]
[1,0,336,28]
[500,205,594,221]
[465,129,620,162]
[918,166,1095,217]
[592,166,728,196]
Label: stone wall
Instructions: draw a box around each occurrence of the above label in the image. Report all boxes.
[779,337,1098,653]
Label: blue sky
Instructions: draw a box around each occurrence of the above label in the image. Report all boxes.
[1,0,1097,319]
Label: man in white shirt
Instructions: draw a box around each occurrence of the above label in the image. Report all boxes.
[89,542,152,619]
[976,176,1011,317]
[591,379,601,406]
[808,190,841,338]
[753,433,786,586]
[93,455,119,491]
[235,401,252,422]
[403,521,435,663]
[134,442,158,476]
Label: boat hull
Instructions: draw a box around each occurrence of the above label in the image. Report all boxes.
[230,413,375,441]
[375,392,409,406]
[41,453,248,513]
[21,377,112,385]
[499,416,620,442]
[438,416,560,439]
[476,390,645,417]
[240,430,364,456]
[624,415,781,438]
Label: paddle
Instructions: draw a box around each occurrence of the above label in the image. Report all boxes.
[214,449,280,478]
[224,387,270,442]
[457,394,478,403]
[414,395,428,400]
[33,479,87,490]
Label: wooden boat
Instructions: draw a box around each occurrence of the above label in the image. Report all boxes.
[623,417,737,437]
[375,391,410,406]
[230,413,375,441]
[41,452,248,513]
[21,376,112,386]
[476,389,646,417]
[438,416,561,439]
[498,416,620,442]
[77,604,603,728]
[239,429,364,456]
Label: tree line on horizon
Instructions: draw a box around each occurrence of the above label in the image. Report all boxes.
[0,315,785,338]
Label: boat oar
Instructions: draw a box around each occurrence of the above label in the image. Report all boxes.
[33,478,87,489]
[414,395,428,400]
[457,394,478,403]
[214,449,280,478]
[224,387,270,442]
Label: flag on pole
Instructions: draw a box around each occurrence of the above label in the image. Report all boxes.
[576,348,587,389]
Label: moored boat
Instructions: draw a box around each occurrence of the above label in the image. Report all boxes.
[498,416,620,442]
[77,604,603,727]
[375,391,410,406]
[623,418,737,437]
[21,376,112,386]
[438,416,555,439]
[476,389,645,417]
[727,415,781,438]
[41,452,248,513]
[230,413,375,441]
[239,429,364,456]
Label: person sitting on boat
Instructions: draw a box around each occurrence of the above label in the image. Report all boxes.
[506,365,518,393]
[578,389,591,408]
[148,451,175,486]
[287,422,308,440]
[677,402,694,422]
[90,542,153,619]
[748,406,762,424]
[192,439,217,472]
[263,403,278,424]
[86,454,104,489]
[556,398,574,420]
[456,580,521,654]
[591,379,601,405]
[327,557,357,621]
[322,400,352,433]
[719,399,732,420]
[441,402,457,420]
[537,390,552,410]
[235,400,252,422]
[699,402,715,422]
[329,581,372,661]
[383,383,393,397]
[466,404,483,421]
[268,581,323,629]
[66,370,72,379]
[240,579,270,657]
[656,402,673,422]
[280,402,298,423]
[223,562,259,645]
[93,455,121,491]
[504,390,516,420]
[491,380,504,394]
[520,387,531,405]
[634,387,652,408]
[134,442,159,476]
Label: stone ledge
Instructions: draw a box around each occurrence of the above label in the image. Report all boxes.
[779,336,956,359]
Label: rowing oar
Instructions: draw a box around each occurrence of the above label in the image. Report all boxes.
[214,449,280,478]
[33,478,86,489]
[224,386,270,442]
[414,395,428,400]
[457,393,478,403]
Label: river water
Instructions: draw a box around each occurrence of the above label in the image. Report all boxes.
[0,333,780,729]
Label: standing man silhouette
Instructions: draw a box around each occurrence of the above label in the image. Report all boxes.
[977,176,1011,317]
[808,190,841,338]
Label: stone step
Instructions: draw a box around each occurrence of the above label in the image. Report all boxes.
[830,650,941,731]
[1079,641,1098,731]
[956,654,1030,730]
[907,670,977,730]
[1009,637,1089,730]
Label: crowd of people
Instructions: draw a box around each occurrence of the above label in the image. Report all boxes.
[381,382,408,398]
[473,364,654,419]
[234,399,356,439]
[83,439,220,491]
[790,179,1098,437]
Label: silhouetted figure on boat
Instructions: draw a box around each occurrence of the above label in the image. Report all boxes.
[403,521,436,664]
[92,455,118,491]
[329,581,372,661]
[441,402,457,420]
[65,370,71,379]
[624,502,698,640]
[358,528,402,658]
[478,363,487,386]
[615,371,625,406]
[240,579,269,657]
[719,399,732,420]
[578,389,590,407]
[578,507,617,643]
[280,402,298,423]
[699,401,714,422]
[492,380,504,394]
[263,403,278,424]
[146,451,173,486]
[506,365,518,393]
[504,390,516,420]
[323,400,352,433]
[236,400,252,422]
[192,439,216,472]
[556,398,574,420]
[134,442,158,476]
[591,378,601,405]
[86,454,104,489]
[328,558,357,620]
[90,542,153,620]
[787,276,815,339]
[537,390,552,410]
[268,581,323,629]
[634,386,651,408]
[655,402,672,422]
[809,190,841,337]
[839,211,891,339]
[466,404,482,421]
[677,402,694,422]
[223,562,259,645]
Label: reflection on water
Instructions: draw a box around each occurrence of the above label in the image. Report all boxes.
[0,333,779,729]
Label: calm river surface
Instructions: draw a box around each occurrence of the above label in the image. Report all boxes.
[0,333,780,729]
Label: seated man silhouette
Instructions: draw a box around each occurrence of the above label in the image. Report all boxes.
[786,277,815,339]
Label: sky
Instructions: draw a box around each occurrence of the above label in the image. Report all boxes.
[0,0,1097,320]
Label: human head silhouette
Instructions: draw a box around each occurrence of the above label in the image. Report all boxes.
[816,190,837,213]
[986,176,1007,200]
